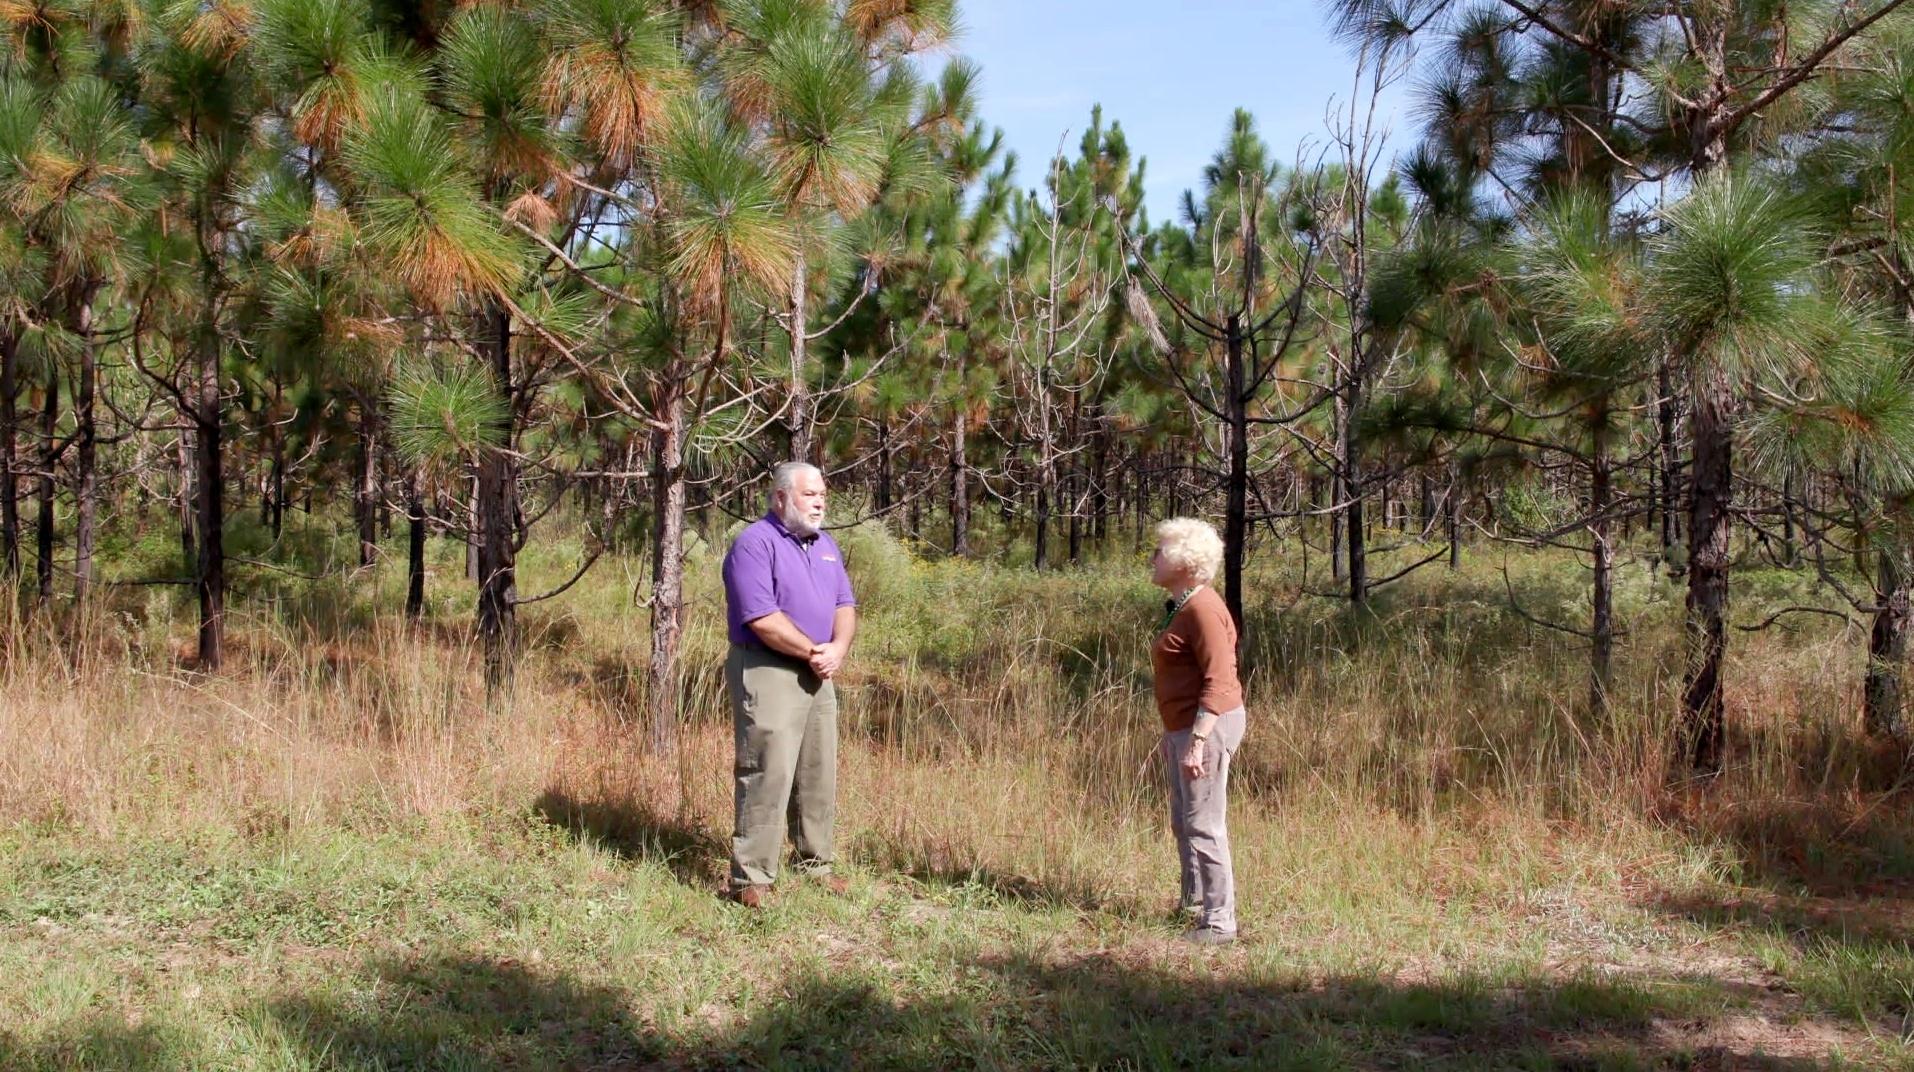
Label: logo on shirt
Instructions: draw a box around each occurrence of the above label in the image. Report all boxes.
[822,555,838,563]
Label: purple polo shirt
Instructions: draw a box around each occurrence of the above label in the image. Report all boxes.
[722,512,856,647]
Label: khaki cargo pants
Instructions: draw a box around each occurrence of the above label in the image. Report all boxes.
[727,644,839,889]
[1162,705,1247,934]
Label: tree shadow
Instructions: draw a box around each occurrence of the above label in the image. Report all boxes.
[1649,884,1914,949]
[854,842,1143,918]
[1643,792,1914,1034]
[559,655,647,723]
[0,1014,195,1072]
[10,949,1867,1070]
[533,787,729,890]
[262,953,657,1070]
[1660,789,1914,900]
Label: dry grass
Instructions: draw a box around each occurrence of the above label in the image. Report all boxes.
[2,523,1906,898]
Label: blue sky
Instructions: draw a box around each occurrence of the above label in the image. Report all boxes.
[948,0,1412,226]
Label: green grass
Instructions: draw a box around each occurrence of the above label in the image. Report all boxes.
[0,817,1831,1071]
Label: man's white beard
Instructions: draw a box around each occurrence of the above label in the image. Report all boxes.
[780,501,823,537]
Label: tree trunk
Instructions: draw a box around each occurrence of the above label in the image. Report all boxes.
[1447,469,1461,570]
[476,304,518,688]
[1223,314,1248,631]
[36,364,57,605]
[787,247,813,463]
[378,447,392,540]
[1,322,20,581]
[1034,465,1052,570]
[71,284,98,605]
[1781,470,1798,566]
[646,370,688,752]
[406,471,426,620]
[1066,392,1083,565]
[1067,470,1083,564]
[1342,382,1367,608]
[1133,458,1146,552]
[1034,383,1054,570]
[177,433,195,573]
[1680,368,1733,773]
[1658,355,1680,572]
[875,416,893,513]
[908,462,921,541]
[1866,542,1911,741]
[950,411,968,557]
[465,468,479,581]
[194,330,224,669]
[1091,423,1109,544]
[269,428,285,540]
[1589,445,1614,716]
[356,398,378,568]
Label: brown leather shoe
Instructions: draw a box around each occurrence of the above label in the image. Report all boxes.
[727,884,770,908]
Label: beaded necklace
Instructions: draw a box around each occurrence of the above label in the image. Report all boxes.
[1157,584,1203,633]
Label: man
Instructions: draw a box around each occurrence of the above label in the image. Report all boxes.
[720,462,857,907]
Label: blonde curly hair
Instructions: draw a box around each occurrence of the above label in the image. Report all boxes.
[1154,517,1224,586]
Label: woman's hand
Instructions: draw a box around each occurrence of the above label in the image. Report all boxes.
[1180,738,1207,780]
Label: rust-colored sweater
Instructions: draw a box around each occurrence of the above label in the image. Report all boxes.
[1150,585,1244,731]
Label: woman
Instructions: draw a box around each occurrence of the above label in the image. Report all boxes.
[1149,517,1246,946]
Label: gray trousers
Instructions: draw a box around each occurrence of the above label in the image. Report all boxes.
[1161,706,1246,933]
[728,644,838,889]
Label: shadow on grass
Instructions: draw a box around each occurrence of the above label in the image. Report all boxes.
[1644,792,1914,1034]
[883,852,1137,917]
[6,950,1856,1071]
[1666,790,1914,899]
[0,1015,197,1072]
[263,954,655,1070]
[533,787,728,889]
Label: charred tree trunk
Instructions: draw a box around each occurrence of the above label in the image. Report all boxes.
[194,329,224,669]
[1342,380,1367,608]
[476,303,518,688]
[1223,313,1249,631]
[0,323,17,580]
[1447,468,1462,570]
[35,364,56,605]
[1866,542,1911,742]
[406,472,427,620]
[1033,481,1050,569]
[1680,370,1733,773]
[71,283,99,605]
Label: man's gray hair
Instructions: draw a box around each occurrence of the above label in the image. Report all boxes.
[769,461,824,504]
